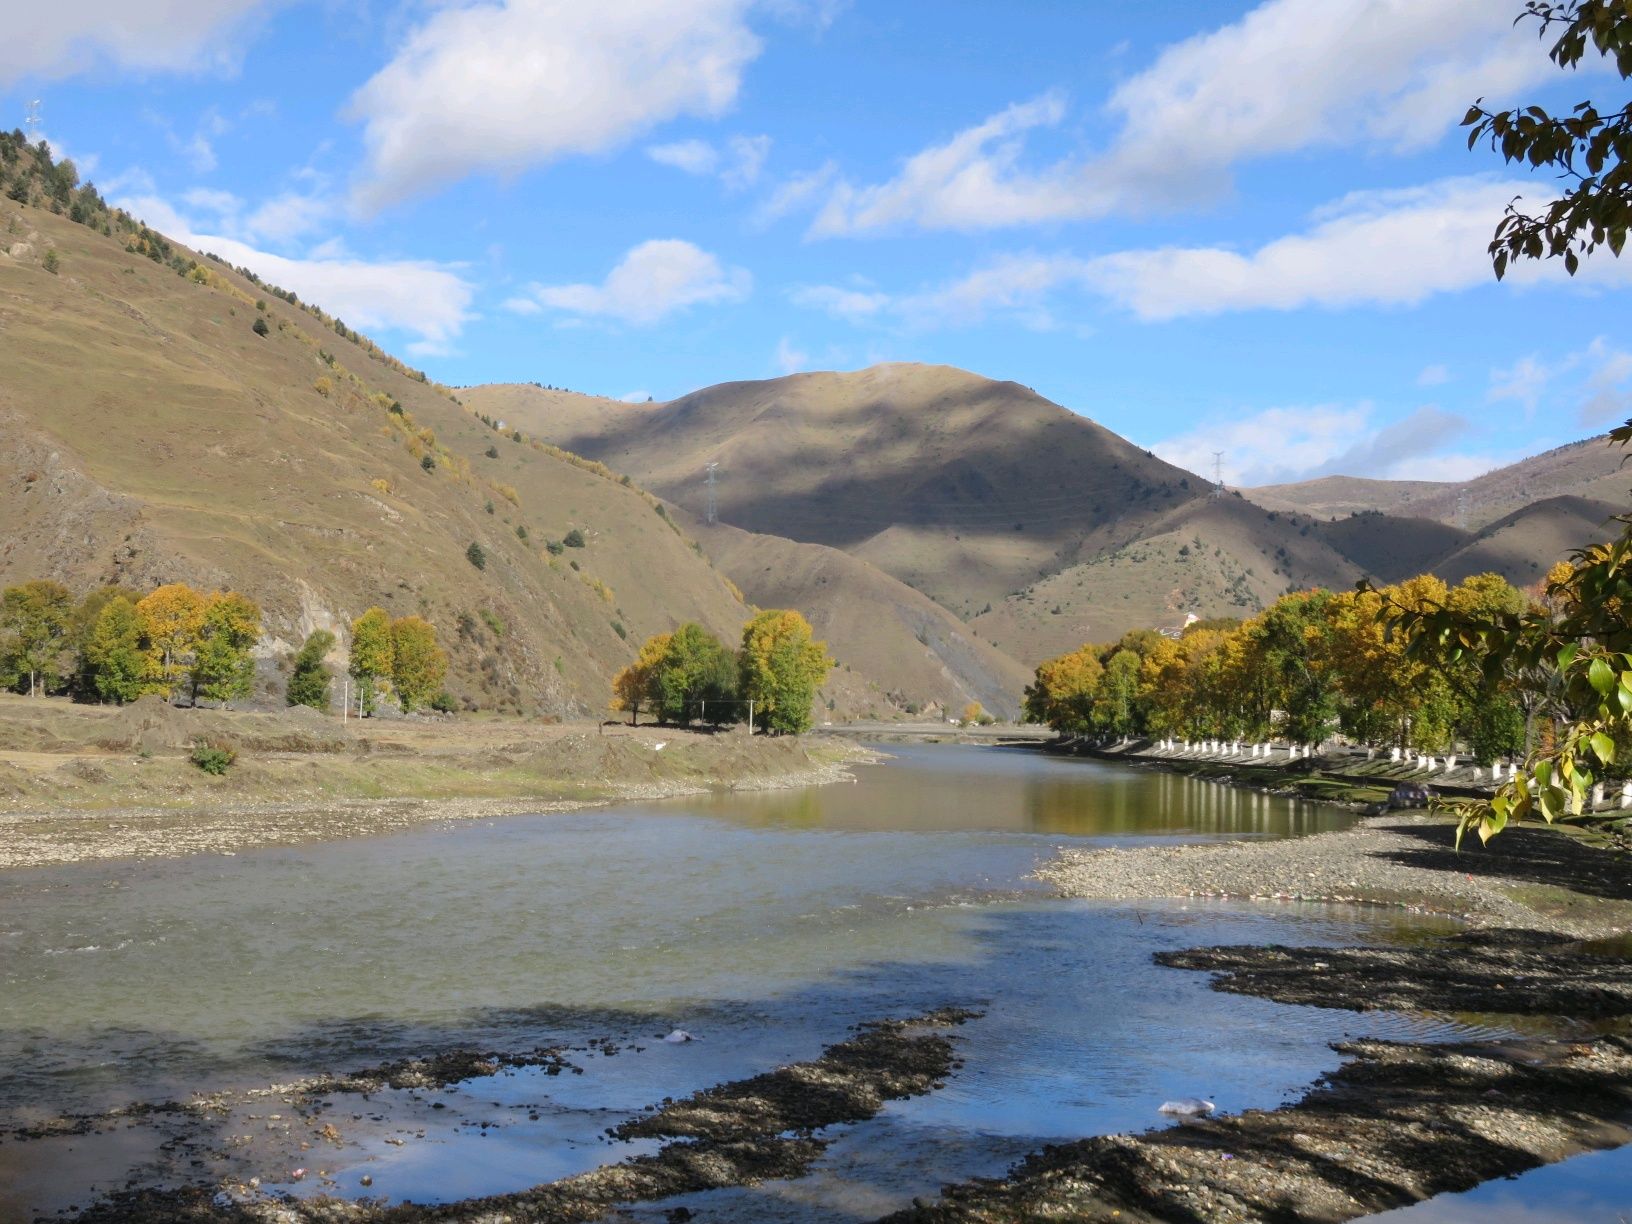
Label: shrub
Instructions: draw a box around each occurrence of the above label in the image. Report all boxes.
[429,691,457,714]
[545,539,564,555]
[420,454,437,472]
[485,445,499,459]
[466,541,487,570]
[313,376,332,397]
[388,400,405,415]
[190,739,237,775]
[484,500,495,514]
[563,528,586,548]
[611,620,627,640]
[515,524,528,541]
[42,247,59,274]
[252,316,270,337]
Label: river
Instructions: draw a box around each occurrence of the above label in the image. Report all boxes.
[0,742,1593,1220]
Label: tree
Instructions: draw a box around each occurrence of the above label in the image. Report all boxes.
[563,528,586,549]
[1463,1,1632,281]
[67,585,141,700]
[1,579,74,696]
[391,616,448,712]
[1024,646,1103,734]
[286,629,336,711]
[84,596,147,705]
[191,591,262,707]
[252,316,270,337]
[648,622,735,724]
[466,542,486,570]
[612,632,671,726]
[1092,650,1142,736]
[738,610,831,735]
[348,607,394,716]
[137,583,207,701]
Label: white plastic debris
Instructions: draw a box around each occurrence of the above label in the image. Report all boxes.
[1158,1098,1216,1117]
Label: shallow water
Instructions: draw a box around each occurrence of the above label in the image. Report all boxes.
[0,743,1514,1218]
[1363,1142,1632,1221]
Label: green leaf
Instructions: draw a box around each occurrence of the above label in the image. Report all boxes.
[1590,657,1615,695]
[1591,731,1616,765]
[1558,642,1580,669]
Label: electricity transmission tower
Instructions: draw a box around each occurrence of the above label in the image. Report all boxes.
[24,100,42,141]
[704,462,719,525]
[1211,451,1226,498]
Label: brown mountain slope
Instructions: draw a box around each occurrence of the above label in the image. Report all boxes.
[1428,495,1624,585]
[968,495,1369,662]
[684,516,1032,718]
[1246,475,1450,519]
[0,198,756,717]
[1248,435,1630,530]
[467,365,1213,617]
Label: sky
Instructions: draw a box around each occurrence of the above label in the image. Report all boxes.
[4,0,1630,487]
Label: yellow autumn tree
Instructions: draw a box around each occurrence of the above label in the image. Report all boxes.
[611,631,671,726]
[1023,645,1103,734]
[738,610,832,735]
[348,607,395,717]
[390,616,448,712]
[136,583,208,700]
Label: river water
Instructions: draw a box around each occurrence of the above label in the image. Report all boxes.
[0,743,1563,1219]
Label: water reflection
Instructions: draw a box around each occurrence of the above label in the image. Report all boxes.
[691,743,1349,839]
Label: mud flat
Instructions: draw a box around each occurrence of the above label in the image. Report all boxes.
[0,694,873,868]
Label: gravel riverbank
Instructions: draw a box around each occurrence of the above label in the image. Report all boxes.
[1038,812,1632,939]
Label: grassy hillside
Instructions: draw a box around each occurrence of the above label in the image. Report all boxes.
[686,517,1032,718]
[470,365,1212,616]
[1249,435,1629,530]
[470,366,1626,669]
[0,185,757,718]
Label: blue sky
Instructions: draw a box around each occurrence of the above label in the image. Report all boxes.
[5,0,1630,486]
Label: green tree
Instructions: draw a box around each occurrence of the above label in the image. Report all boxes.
[652,622,735,723]
[1092,650,1143,736]
[1,579,74,696]
[1464,1,1632,281]
[466,541,486,570]
[348,607,394,716]
[390,616,448,712]
[191,591,261,707]
[286,629,336,711]
[738,610,831,735]
[65,585,140,699]
[84,596,146,704]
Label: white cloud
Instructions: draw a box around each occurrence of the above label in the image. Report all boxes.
[347,0,761,209]
[753,160,838,227]
[1489,338,1632,429]
[517,239,750,325]
[648,139,719,175]
[806,0,1570,235]
[115,193,476,349]
[810,94,1081,236]
[795,176,1632,332]
[0,2,275,85]
[620,390,653,402]
[648,133,770,189]
[1154,403,1480,486]
[775,336,808,374]
[721,134,771,190]
[1416,363,1450,387]
[170,184,334,248]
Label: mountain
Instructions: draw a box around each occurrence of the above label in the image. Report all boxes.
[469,365,1212,618]
[0,182,761,718]
[1249,435,1630,530]
[469,367,1630,670]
